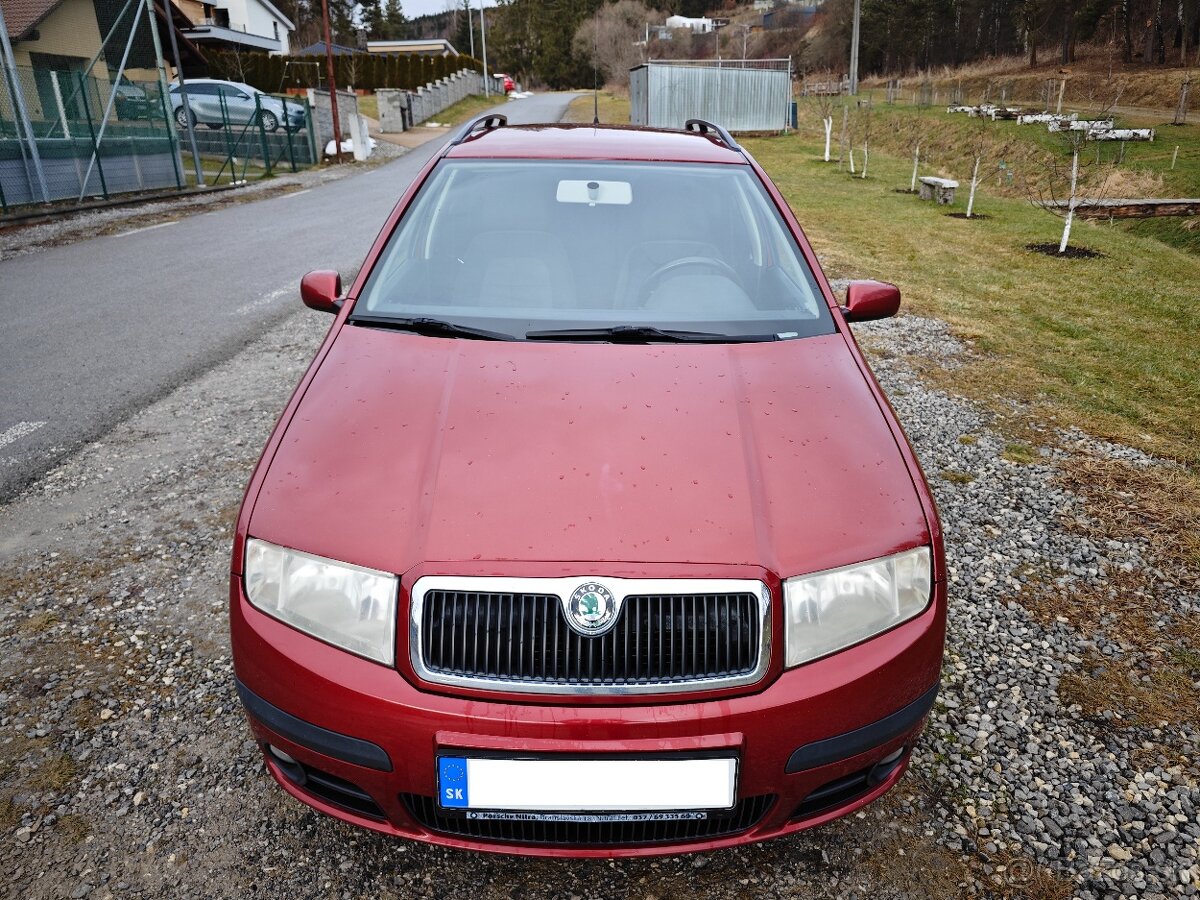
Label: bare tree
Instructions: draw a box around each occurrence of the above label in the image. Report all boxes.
[1026,83,1125,253]
[857,101,874,179]
[963,111,1013,218]
[810,73,837,162]
[838,104,849,170]
[573,1,654,89]
[893,112,928,192]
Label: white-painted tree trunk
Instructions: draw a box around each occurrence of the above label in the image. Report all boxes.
[1059,146,1080,253]
[838,107,848,169]
[861,146,869,178]
[966,155,981,217]
[910,142,921,191]
[849,148,856,174]
[823,116,833,161]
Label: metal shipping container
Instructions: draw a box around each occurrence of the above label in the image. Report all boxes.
[629,60,792,133]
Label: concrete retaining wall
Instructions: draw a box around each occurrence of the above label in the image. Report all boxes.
[307,88,366,156]
[377,70,489,133]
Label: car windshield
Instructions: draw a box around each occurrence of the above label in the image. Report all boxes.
[354,159,836,341]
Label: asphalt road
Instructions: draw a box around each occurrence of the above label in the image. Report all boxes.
[0,92,578,503]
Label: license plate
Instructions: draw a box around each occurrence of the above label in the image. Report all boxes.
[436,756,737,811]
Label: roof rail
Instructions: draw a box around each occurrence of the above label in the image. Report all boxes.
[684,119,743,153]
[443,113,507,155]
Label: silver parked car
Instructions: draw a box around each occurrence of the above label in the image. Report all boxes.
[169,79,304,133]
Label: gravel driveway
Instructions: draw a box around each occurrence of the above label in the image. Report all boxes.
[1,305,1197,899]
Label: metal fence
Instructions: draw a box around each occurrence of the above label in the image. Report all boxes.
[630,59,793,133]
[172,89,316,183]
[1,64,315,214]
[1,64,182,210]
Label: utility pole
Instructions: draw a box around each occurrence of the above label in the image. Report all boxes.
[159,0,203,184]
[0,0,49,202]
[321,0,343,162]
[849,0,861,96]
[466,1,474,59]
[479,0,489,96]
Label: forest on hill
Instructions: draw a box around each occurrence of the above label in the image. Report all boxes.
[490,0,1200,88]
[283,0,1200,89]
[808,0,1200,74]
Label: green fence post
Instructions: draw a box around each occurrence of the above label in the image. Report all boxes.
[304,96,317,164]
[282,96,298,172]
[255,94,273,176]
[156,80,184,190]
[77,72,109,200]
[219,93,236,183]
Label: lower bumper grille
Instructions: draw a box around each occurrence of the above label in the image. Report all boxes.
[269,750,385,820]
[401,794,775,847]
[790,747,908,821]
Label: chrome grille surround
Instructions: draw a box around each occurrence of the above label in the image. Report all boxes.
[409,575,772,696]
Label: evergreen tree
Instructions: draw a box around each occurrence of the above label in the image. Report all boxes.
[383,0,409,40]
[363,0,386,40]
[454,0,478,56]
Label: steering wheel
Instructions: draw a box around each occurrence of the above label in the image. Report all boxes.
[638,256,740,303]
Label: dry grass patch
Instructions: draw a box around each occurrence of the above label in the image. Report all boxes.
[986,849,1077,900]
[1055,456,1200,571]
[19,611,59,634]
[55,813,91,844]
[1059,652,1200,727]
[30,752,77,793]
[1002,442,1041,465]
[856,824,974,898]
[0,796,21,830]
[941,469,976,484]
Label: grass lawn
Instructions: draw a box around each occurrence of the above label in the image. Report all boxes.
[563,91,631,125]
[744,129,1200,476]
[567,91,1199,476]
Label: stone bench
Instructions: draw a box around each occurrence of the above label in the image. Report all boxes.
[918,176,959,204]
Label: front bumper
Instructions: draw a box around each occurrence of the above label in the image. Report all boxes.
[231,577,944,857]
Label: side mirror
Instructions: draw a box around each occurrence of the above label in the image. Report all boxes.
[841,280,901,322]
[300,270,342,314]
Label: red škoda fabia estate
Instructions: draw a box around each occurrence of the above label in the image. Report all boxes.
[230,117,946,857]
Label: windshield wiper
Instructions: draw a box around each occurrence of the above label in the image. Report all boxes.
[349,315,513,341]
[525,325,778,343]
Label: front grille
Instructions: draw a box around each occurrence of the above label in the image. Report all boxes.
[402,793,775,847]
[417,588,763,692]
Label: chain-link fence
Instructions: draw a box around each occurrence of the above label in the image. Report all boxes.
[170,86,316,183]
[1,64,182,210]
[1,65,316,214]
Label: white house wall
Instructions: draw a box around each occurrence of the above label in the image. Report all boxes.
[210,0,292,53]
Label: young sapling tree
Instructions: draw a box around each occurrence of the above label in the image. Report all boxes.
[1027,83,1125,253]
[811,74,837,161]
[963,111,1013,217]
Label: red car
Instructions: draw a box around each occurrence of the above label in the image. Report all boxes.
[230,116,946,857]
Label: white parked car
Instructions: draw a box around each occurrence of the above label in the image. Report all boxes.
[169,79,304,132]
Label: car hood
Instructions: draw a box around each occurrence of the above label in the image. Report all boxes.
[248,325,930,579]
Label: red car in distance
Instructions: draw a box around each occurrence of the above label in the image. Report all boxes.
[230,116,946,857]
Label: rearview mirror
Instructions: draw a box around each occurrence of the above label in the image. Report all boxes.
[841,280,900,322]
[301,270,342,314]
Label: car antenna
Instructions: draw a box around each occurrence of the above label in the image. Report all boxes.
[592,28,600,125]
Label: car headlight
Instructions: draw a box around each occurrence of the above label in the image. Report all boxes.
[243,538,398,665]
[783,547,932,668]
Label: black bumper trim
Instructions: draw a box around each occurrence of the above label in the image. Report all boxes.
[235,679,393,772]
[786,683,939,773]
